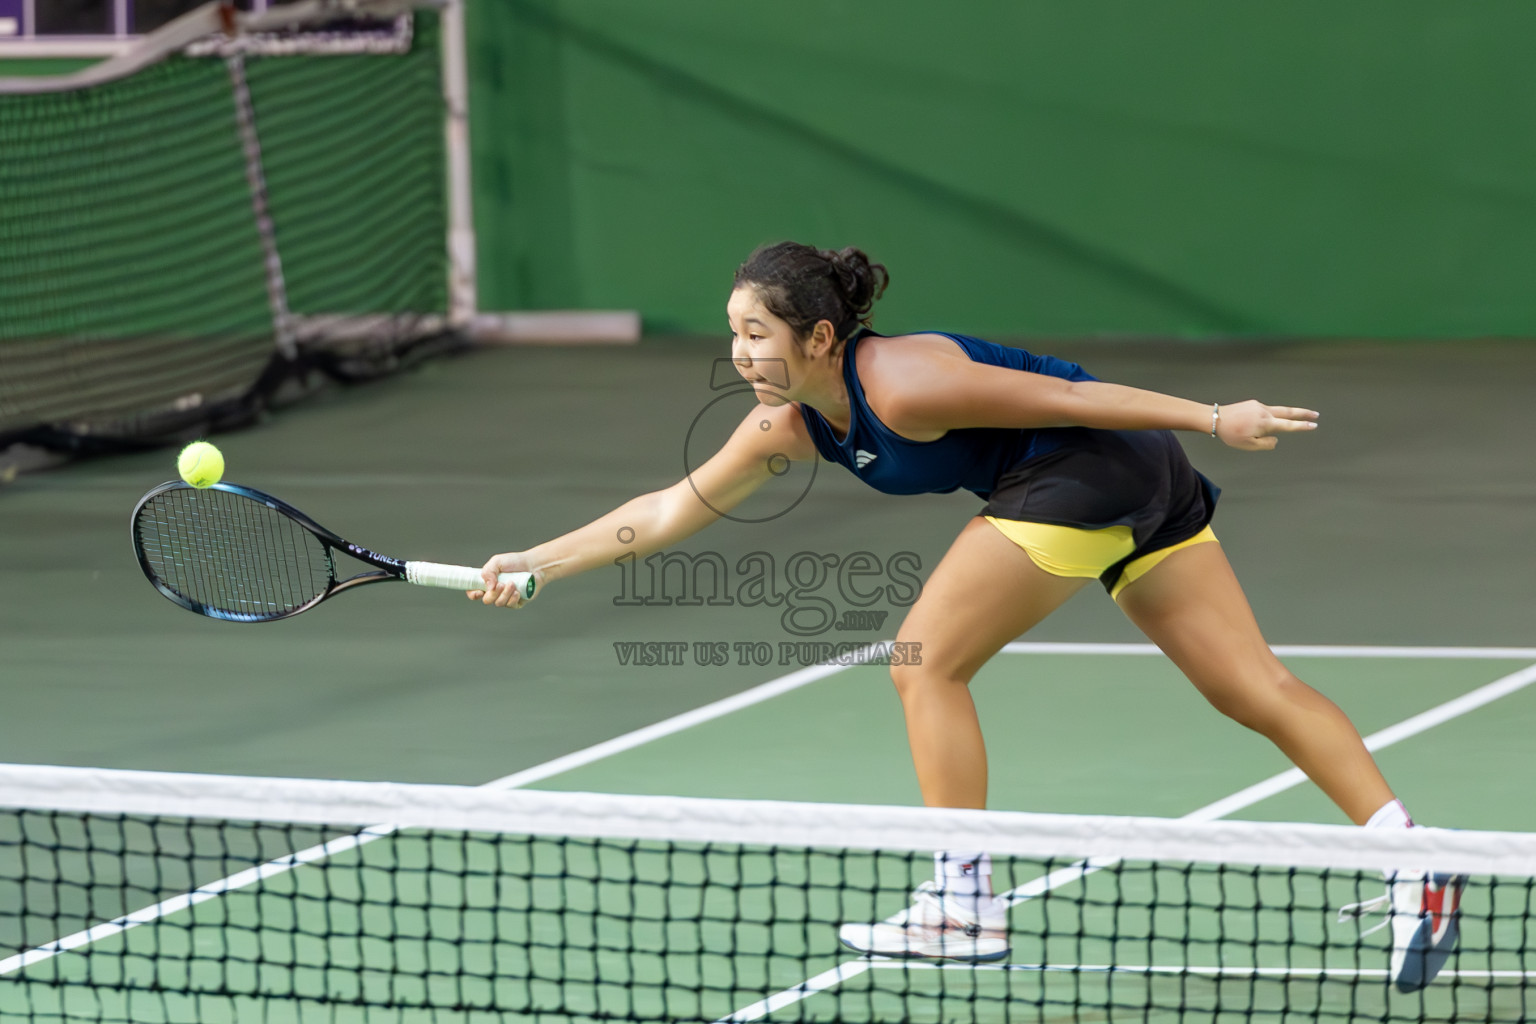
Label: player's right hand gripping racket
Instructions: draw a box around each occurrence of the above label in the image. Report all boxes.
[132,481,536,622]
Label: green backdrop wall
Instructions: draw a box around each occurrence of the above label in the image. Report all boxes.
[465,1,1536,339]
[5,4,1532,341]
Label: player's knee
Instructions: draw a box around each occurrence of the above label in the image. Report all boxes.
[889,659,971,701]
[1204,667,1303,734]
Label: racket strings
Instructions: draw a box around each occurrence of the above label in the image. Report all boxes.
[136,488,332,620]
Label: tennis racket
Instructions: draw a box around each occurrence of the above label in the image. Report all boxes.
[132,481,536,622]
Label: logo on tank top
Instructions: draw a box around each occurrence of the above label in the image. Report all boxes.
[855,449,878,470]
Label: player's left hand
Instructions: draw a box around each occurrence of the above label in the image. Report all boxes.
[1215,400,1319,451]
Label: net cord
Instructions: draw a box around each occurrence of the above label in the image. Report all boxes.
[1,761,1533,876]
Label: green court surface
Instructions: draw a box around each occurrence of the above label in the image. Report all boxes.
[2,340,1535,1021]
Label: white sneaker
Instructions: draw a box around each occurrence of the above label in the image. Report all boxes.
[837,880,1010,962]
[1387,870,1468,993]
[1340,869,1468,993]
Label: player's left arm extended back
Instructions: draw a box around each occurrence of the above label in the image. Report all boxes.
[877,349,1317,452]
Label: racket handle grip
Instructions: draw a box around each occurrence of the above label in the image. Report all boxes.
[404,562,537,601]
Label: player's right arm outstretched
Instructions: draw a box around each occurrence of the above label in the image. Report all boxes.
[470,400,816,607]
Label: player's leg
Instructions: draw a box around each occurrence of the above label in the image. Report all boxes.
[1112,539,1392,823]
[1115,539,1465,992]
[891,516,1091,810]
[839,516,1088,961]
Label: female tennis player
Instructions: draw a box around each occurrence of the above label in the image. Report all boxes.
[470,241,1463,992]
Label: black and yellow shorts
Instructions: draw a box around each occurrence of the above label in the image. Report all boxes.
[981,429,1220,601]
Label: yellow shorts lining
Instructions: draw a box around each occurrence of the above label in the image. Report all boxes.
[1109,525,1218,600]
[983,516,1218,600]
[983,517,1134,578]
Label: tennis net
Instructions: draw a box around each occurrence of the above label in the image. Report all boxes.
[1,763,1532,1023]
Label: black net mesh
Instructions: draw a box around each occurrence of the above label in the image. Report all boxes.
[0,794,1531,1023]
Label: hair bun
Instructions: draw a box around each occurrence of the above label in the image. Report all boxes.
[822,247,889,323]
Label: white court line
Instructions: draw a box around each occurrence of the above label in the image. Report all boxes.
[0,644,892,978]
[720,656,1536,1022]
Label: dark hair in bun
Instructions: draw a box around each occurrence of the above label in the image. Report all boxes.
[734,242,889,345]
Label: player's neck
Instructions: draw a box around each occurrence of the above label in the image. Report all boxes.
[797,353,851,438]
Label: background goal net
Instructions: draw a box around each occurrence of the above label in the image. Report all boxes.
[0,1,457,452]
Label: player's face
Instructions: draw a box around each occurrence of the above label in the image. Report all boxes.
[726,287,806,406]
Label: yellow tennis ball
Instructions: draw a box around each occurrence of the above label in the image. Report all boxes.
[177,441,224,488]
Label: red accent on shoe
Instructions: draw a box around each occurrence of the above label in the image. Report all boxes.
[1422,881,1446,935]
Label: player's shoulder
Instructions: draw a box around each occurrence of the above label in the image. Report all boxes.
[857,331,969,370]
[855,331,973,391]
[863,330,968,354]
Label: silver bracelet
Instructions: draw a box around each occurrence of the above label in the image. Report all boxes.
[1210,403,1220,438]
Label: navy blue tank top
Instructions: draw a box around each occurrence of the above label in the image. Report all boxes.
[797,331,1097,499]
